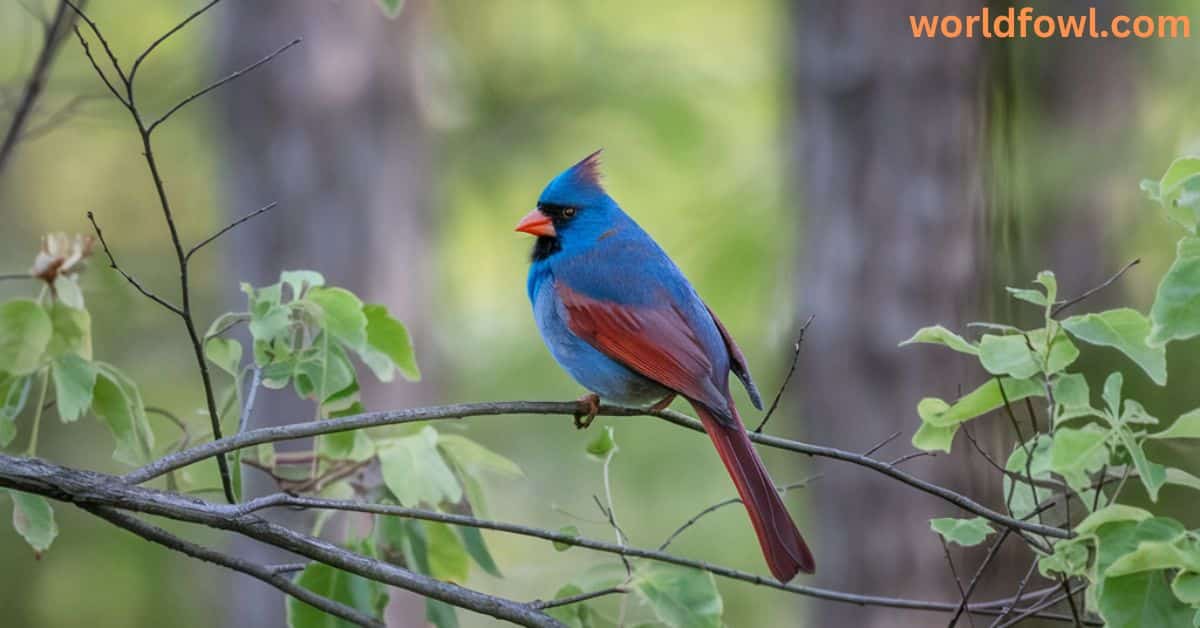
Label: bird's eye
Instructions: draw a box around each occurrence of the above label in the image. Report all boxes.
[562,207,577,218]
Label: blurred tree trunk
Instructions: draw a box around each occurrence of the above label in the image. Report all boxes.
[793,2,1130,626]
[216,1,437,626]
[793,3,989,626]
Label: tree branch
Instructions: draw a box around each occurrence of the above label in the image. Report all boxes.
[0,455,561,627]
[86,505,383,627]
[86,211,184,316]
[125,401,1071,540]
[146,38,302,135]
[0,0,79,179]
[185,202,278,262]
[1051,258,1140,318]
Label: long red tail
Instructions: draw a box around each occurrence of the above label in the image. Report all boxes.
[693,402,815,580]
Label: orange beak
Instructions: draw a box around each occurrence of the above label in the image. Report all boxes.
[514,208,556,237]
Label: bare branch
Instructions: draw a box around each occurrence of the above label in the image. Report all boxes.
[938,537,975,628]
[86,211,184,316]
[70,26,128,109]
[86,506,382,627]
[947,529,1012,627]
[1051,258,1140,318]
[658,478,819,551]
[186,202,278,261]
[64,1,129,94]
[0,0,79,178]
[124,400,1072,540]
[0,273,36,281]
[146,39,302,134]
[530,586,628,611]
[0,455,560,627]
[754,313,814,433]
[128,0,221,83]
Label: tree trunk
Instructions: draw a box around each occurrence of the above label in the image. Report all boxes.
[793,2,989,626]
[216,1,437,626]
[793,2,1132,625]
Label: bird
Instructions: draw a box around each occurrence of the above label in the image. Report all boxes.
[515,150,815,581]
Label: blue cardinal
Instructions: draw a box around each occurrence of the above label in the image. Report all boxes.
[515,150,814,581]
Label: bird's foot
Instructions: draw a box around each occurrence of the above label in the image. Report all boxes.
[648,393,676,413]
[573,393,601,429]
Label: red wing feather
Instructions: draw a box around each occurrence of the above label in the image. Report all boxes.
[557,283,727,412]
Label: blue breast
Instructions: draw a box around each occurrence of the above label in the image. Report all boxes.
[527,260,667,405]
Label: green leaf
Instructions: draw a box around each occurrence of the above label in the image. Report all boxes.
[1165,468,1200,492]
[46,302,91,360]
[1075,504,1152,536]
[51,353,95,423]
[306,287,367,352]
[378,427,462,507]
[425,521,470,582]
[7,490,57,556]
[91,363,154,465]
[0,374,29,446]
[1099,571,1195,628]
[376,0,404,18]
[1103,372,1124,418]
[930,517,994,547]
[979,328,1078,378]
[586,425,617,459]
[319,430,375,463]
[438,434,524,479]
[0,300,52,375]
[52,275,84,309]
[1141,178,1162,202]
[1003,435,1054,520]
[280,270,325,301]
[456,525,501,577]
[1063,308,1167,385]
[362,304,420,382]
[287,559,387,628]
[1035,271,1058,304]
[634,563,723,628]
[1006,287,1048,307]
[898,325,978,355]
[1039,538,1090,578]
[916,377,1042,428]
[204,337,243,377]
[1150,408,1200,440]
[1156,156,1200,232]
[912,420,958,453]
[554,525,580,552]
[1052,373,1095,425]
[1149,237,1200,346]
[1050,424,1111,479]
[293,338,356,404]
[1173,571,1200,606]
[1116,429,1166,502]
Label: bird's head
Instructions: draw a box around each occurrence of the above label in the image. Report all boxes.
[515,150,624,259]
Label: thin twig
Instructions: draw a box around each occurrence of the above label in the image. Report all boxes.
[658,478,819,551]
[862,431,902,458]
[939,537,976,628]
[86,211,183,316]
[0,273,35,281]
[947,529,1012,627]
[1059,577,1084,627]
[128,0,221,83]
[754,314,814,433]
[989,561,1041,627]
[1051,259,1141,318]
[0,0,78,179]
[86,506,382,627]
[186,202,278,261]
[993,583,1090,628]
[123,401,1073,540]
[531,586,628,610]
[146,39,301,134]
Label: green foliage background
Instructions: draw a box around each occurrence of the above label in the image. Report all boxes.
[1,0,1199,626]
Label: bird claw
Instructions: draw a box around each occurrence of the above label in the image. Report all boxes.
[648,393,676,412]
[574,393,600,429]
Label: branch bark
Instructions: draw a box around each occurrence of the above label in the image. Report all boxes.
[126,401,1070,540]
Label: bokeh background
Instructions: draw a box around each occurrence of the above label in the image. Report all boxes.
[1,0,1198,626]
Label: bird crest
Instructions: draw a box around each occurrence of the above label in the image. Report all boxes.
[568,148,604,188]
